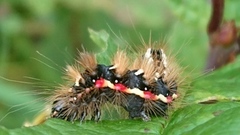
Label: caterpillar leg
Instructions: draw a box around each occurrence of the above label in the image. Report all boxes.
[140,111,151,121]
[91,107,101,122]
[123,94,151,121]
[80,110,87,123]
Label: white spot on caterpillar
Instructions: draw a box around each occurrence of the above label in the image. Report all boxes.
[172,93,178,99]
[160,49,169,77]
[68,88,73,93]
[144,48,154,64]
[135,69,144,76]
[144,48,152,59]
[155,72,160,78]
[161,49,167,68]
[109,65,117,70]
[157,94,168,103]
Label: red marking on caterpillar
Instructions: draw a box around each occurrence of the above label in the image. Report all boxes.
[95,78,105,88]
[114,83,127,92]
[143,91,156,100]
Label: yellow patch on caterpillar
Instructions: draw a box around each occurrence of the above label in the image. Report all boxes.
[23,107,51,127]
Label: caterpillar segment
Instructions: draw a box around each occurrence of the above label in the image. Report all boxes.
[146,48,178,100]
[51,54,110,122]
[119,50,159,121]
[120,48,179,121]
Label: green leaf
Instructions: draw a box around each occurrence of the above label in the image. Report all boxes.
[88,28,110,64]
[1,118,164,135]
[88,28,120,64]
[185,57,240,103]
[163,102,240,135]
[88,28,109,54]
[161,57,240,135]
[0,127,8,135]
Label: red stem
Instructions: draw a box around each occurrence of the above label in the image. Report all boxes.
[207,0,224,34]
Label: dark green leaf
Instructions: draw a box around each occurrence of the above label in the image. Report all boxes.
[2,118,165,135]
[163,102,240,135]
[185,57,240,103]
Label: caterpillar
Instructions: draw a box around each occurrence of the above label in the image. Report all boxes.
[50,44,181,123]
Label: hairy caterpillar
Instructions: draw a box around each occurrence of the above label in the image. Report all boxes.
[50,44,181,122]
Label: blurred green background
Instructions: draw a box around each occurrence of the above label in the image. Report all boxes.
[0,0,239,129]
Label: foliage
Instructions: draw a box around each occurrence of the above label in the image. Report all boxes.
[0,0,240,134]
